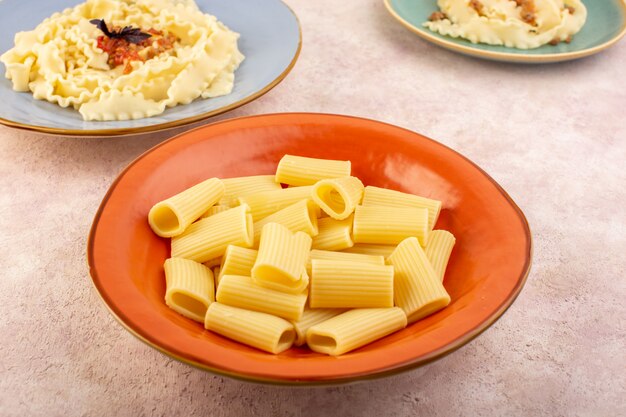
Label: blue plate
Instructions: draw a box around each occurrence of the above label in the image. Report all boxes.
[0,0,301,135]
[384,0,626,63]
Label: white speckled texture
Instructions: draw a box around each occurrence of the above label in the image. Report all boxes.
[1,1,625,416]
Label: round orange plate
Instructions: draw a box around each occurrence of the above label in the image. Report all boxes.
[88,113,532,384]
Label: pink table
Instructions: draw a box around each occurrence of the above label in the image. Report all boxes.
[1,1,624,415]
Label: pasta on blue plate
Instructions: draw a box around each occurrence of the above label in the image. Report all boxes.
[0,0,244,120]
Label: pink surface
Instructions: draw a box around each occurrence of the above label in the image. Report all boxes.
[0,0,625,415]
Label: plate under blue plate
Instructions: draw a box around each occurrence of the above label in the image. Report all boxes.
[0,0,301,135]
[384,0,626,63]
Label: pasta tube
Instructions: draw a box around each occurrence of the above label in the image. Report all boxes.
[203,257,222,269]
[306,249,384,276]
[311,216,354,251]
[171,204,253,263]
[341,243,396,258]
[309,260,394,308]
[201,204,231,218]
[239,186,314,221]
[216,275,307,321]
[219,175,282,207]
[164,257,215,323]
[291,308,346,346]
[252,199,319,247]
[361,186,442,232]
[353,205,429,246]
[311,176,364,220]
[387,237,450,324]
[424,230,456,282]
[275,155,351,186]
[306,308,407,356]
[251,223,312,294]
[216,245,257,287]
[148,177,224,237]
[204,303,295,354]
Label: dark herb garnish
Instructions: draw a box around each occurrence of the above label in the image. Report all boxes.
[89,19,152,44]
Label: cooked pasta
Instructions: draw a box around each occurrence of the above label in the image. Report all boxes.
[275,155,351,186]
[219,175,282,207]
[306,249,385,276]
[291,308,346,346]
[148,177,224,237]
[164,257,214,323]
[216,275,307,321]
[0,0,244,121]
[341,243,396,258]
[201,204,231,218]
[425,230,456,282]
[204,303,295,354]
[311,216,354,251]
[252,199,319,247]
[309,260,394,308]
[311,176,364,220]
[171,204,253,263]
[306,308,407,356]
[353,205,429,246]
[423,0,587,49]
[387,237,450,324]
[251,223,312,294]
[216,245,257,287]
[238,186,314,221]
[150,154,458,356]
[203,257,222,269]
[361,186,441,232]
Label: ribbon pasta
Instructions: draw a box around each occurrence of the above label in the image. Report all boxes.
[423,0,587,49]
[0,0,244,120]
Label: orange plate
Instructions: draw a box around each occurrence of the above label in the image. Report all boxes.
[88,113,531,384]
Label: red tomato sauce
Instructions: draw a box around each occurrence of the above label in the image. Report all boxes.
[96,28,178,74]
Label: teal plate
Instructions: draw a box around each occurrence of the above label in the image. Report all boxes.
[384,0,626,63]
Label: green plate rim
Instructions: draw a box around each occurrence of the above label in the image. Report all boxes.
[383,0,626,63]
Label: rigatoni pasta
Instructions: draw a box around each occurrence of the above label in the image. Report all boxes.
[219,175,282,207]
[311,176,364,220]
[216,275,307,321]
[275,155,351,186]
[387,237,450,324]
[291,308,346,346]
[148,177,224,237]
[149,154,457,357]
[201,205,231,218]
[164,257,215,323]
[425,230,456,282]
[306,249,384,276]
[216,245,257,287]
[251,223,312,293]
[311,216,354,251]
[238,186,314,221]
[353,205,429,246]
[205,303,295,354]
[252,199,319,246]
[171,204,253,263]
[361,186,442,232]
[306,308,407,356]
[341,243,396,258]
[309,260,394,308]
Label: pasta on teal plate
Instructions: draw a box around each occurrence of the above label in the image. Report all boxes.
[384,0,626,63]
